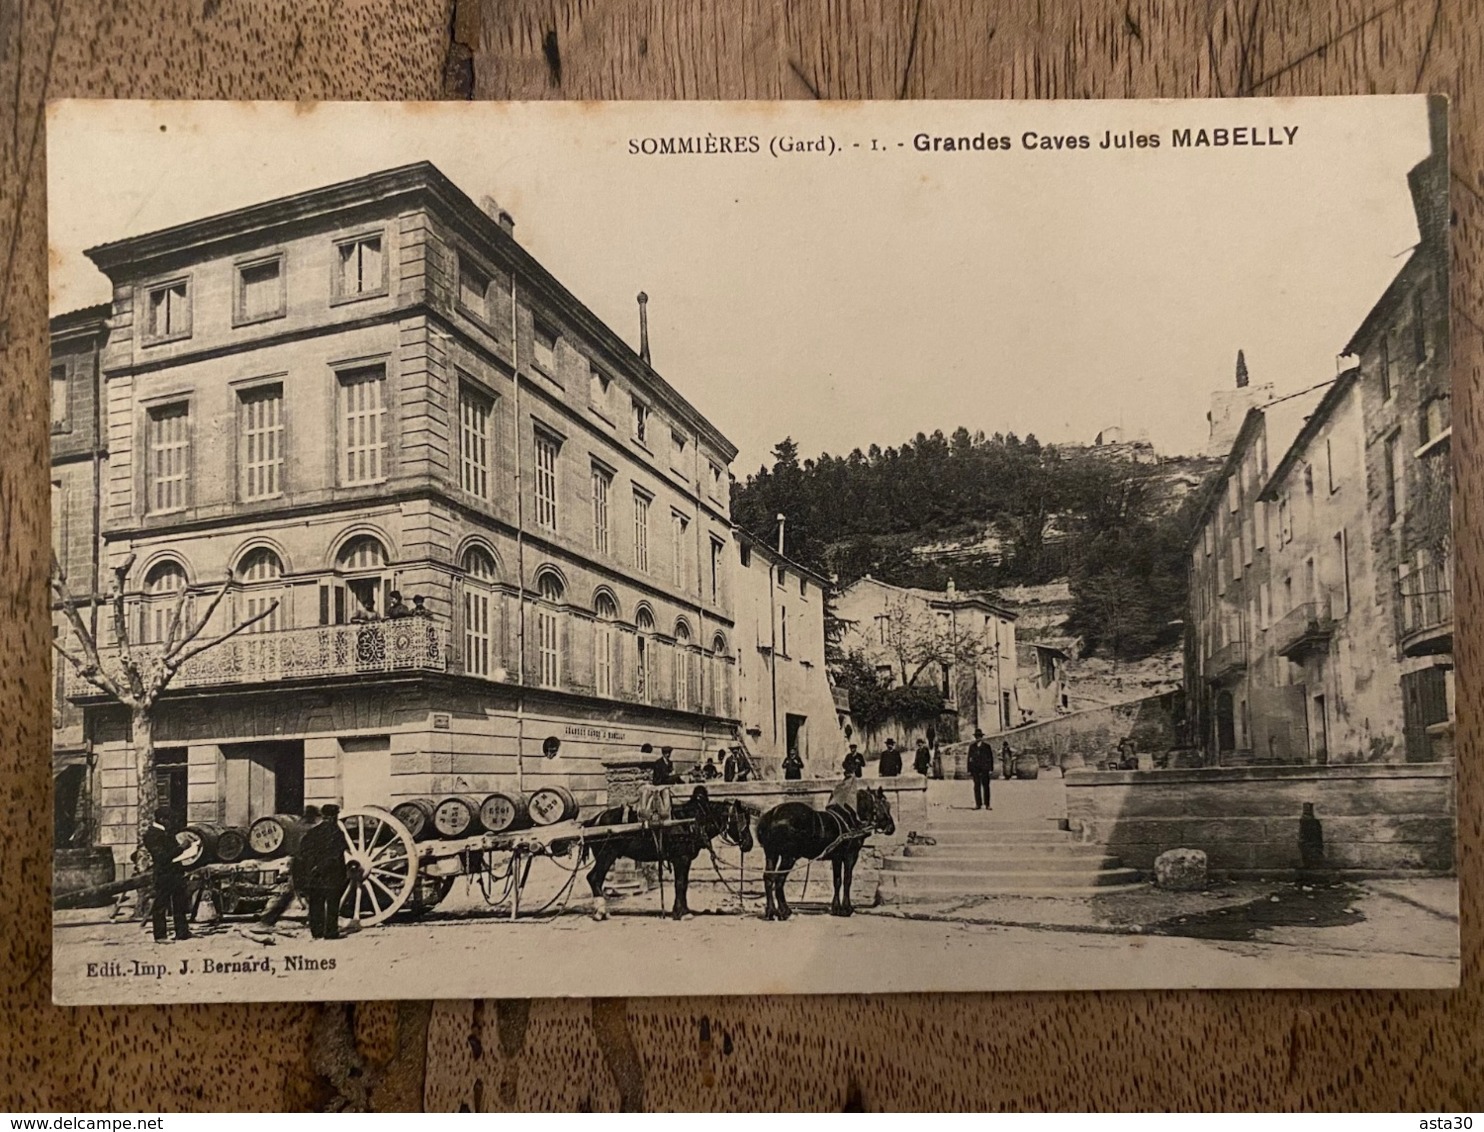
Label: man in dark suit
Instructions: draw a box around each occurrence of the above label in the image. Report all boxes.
[300,804,350,940]
[966,728,994,811]
[877,738,902,777]
[142,807,191,942]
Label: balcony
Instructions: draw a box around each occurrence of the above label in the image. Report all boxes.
[70,621,448,696]
[1399,552,1453,657]
[1274,598,1337,660]
[1207,640,1248,682]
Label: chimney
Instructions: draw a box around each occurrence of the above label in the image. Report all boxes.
[637,292,651,365]
[775,513,786,555]
[1235,349,1249,389]
[479,195,516,237]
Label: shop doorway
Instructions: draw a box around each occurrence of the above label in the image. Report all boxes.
[222,740,305,826]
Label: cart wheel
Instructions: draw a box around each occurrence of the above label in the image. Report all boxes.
[337,806,417,925]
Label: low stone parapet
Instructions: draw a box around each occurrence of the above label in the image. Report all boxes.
[1065,761,1455,877]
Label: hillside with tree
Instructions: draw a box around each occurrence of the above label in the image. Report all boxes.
[732,429,1215,667]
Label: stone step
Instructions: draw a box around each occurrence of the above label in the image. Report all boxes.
[917,829,1087,846]
[900,841,1111,859]
[884,853,1125,873]
[877,867,1143,893]
[926,816,1068,831]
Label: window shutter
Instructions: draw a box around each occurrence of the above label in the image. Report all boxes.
[451,578,466,675]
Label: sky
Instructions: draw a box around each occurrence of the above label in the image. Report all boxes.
[48,99,1432,475]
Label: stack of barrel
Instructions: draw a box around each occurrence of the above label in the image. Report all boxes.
[391,785,579,842]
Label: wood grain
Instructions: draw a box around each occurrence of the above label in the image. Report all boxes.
[1,0,1480,1111]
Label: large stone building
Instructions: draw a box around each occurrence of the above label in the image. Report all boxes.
[731,528,846,776]
[59,162,758,866]
[836,575,1020,743]
[1185,97,1451,767]
[1345,97,1453,761]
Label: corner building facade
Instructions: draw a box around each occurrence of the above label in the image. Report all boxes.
[74,163,741,864]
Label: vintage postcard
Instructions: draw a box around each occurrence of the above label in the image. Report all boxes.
[46,98,1456,1004]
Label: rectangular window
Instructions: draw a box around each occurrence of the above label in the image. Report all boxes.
[708,461,723,500]
[458,256,489,319]
[533,431,560,531]
[1384,432,1403,524]
[537,607,560,688]
[1380,336,1394,401]
[671,429,687,469]
[591,464,612,554]
[589,366,610,413]
[1336,528,1351,614]
[739,543,751,568]
[1255,500,1267,550]
[533,322,557,373]
[710,538,724,602]
[780,605,789,656]
[147,401,190,512]
[1420,397,1448,446]
[51,363,68,427]
[459,385,492,498]
[338,365,386,485]
[1413,289,1427,362]
[335,234,384,298]
[594,621,614,697]
[671,512,689,588]
[1326,438,1337,493]
[632,490,650,571]
[464,586,492,677]
[1259,581,1271,630]
[145,280,190,342]
[235,256,284,324]
[239,384,284,500]
[631,398,648,444]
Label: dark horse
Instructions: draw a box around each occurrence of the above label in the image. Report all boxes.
[756,787,895,919]
[583,786,754,920]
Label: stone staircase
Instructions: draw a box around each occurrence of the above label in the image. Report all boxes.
[878,813,1144,901]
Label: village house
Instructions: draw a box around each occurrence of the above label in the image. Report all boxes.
[730,528,846,776]
[836,575,1020,745]
[1344,97,1453,761]
[61,162,753,867]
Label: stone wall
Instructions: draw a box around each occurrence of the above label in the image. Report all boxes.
[1064,761,1455,877]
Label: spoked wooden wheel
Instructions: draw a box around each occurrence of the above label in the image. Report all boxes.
[337,806,418,925]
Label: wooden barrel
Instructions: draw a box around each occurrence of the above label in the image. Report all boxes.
[477,791,529,834]
[527,784,578,826]
[391,798,439,841]
[183,823,231,866]
[215,826,250,863]
[431,795,481,839]
[247,814,309,858]
[54,847,117,906]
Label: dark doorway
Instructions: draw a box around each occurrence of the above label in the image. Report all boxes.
[155,747,188,827]
[222,740,306,827]
[1215,690,1236,752]
[1311,695,1329,765]
[785,713,806,759]
[54,764,89,848]
[1402,666,1450,762]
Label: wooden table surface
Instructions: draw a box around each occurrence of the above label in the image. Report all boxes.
[2,0,1480,1111]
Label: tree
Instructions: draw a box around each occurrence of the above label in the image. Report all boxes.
[878,594,995,687]
[51,553,280,844]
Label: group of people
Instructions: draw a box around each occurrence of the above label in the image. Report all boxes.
[350,589,433,623]
[142,803,356,943]
[835,729,1017,811]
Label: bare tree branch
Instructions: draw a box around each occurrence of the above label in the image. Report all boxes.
[50,556,124,700]
[165,569,234,661]
[108,556,144,701]
[51,638,119,698]
[161,581,191,656]
[167,599,280,671]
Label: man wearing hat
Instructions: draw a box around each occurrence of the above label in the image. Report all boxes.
[300,803,350,940]
[142,806,192,942]
[842,743,865,778]
[651,745,678,785]
[966,728,994,810]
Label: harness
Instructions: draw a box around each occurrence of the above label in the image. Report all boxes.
[819,805,874,858]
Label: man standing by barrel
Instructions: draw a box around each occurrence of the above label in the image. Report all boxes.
[966,729,994,811]
[300,804,350,940]
[142,806,192,942]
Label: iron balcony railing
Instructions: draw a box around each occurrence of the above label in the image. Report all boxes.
[1207,639,1248,681]
[1274,595,1338,660]
[1398,550,1453,656]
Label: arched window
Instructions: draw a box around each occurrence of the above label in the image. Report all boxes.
[535,571,564,689]
[329,535,388,622]
[634,607,654,702]
[593,592,618,698]
[142,561,188,644]
[673,620,692,708]
[462,547,499,677]
[711,633,733,715]
[237,547,284,633]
